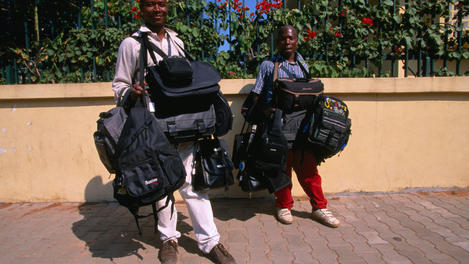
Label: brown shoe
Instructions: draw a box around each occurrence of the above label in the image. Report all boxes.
[206,243,236,264]
[158,240,178,264]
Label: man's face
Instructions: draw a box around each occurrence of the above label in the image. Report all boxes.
[141,0,168,28]
[278,27,298,56]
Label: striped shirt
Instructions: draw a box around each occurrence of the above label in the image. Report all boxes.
[252,52,309,105]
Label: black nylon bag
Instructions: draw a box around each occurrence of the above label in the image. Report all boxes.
[232,132,249,169]
[252,110,288,171]
[302,95,351,163]
[193,137,234,191]
[274,78,324,113]
[263,169,291,193]
[281,109,307,149]
[139,34,221,143]
[114,98,186,234]
[213,91,233,137]
[146,61,220,98]
[155,104,216,143]
[273,61,324,114]
[237,159,267,192]
[158,56,193,87]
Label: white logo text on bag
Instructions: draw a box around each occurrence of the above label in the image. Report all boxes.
[145,178,159,185]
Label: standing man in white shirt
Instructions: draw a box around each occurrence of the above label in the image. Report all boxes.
[112,1,236,263]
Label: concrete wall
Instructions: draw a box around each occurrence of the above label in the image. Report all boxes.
[1,77,469,202]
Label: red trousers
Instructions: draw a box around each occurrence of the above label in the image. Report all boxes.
[274,150,327,210]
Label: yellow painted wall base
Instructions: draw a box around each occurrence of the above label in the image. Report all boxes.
[1,77,468,202]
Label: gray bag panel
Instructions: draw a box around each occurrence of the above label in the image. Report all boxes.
[156,104,216,142]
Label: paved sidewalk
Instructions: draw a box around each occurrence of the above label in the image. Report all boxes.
[1,189,469,264]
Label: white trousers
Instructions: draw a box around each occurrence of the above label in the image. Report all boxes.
[156,142,220,254]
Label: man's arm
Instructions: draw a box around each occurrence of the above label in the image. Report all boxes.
[112,37,140,104]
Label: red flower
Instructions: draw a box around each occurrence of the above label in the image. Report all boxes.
[329,26,333,31]
[334,30,342,37]
[340,12,345,17]
[362,17,374,26]
[304,29,317,41]
[229,71,235,77]
[364,36,369,41]
[255,0,282,15]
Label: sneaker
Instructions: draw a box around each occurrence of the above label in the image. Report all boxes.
[276,207,293,225]
[206,243,236,264]
[158,240,178,264]
[312,208,340,228]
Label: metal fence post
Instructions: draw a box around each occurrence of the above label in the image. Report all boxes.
[456,3,462,76]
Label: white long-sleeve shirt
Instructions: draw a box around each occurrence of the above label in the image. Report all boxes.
[111,24,185,103]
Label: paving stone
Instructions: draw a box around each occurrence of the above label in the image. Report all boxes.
[1,190,469,264]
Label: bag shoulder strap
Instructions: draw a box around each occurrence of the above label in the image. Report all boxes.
[167,33,195,61]
[133,34,168,68]
[297,57,311,79]
[273,57,311,81]
[273,61,279,81]
[134,33,152,108]
[133,34,168,59]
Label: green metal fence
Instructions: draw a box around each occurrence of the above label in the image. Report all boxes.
[1,0,468,84]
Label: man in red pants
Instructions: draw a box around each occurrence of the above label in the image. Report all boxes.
[249,25,340,227]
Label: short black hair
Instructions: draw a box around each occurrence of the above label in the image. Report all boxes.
[277,25,298,39]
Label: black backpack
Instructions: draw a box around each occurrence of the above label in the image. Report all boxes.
[114,97,186,235]
[300,95,351,164]
[136,34,232,142]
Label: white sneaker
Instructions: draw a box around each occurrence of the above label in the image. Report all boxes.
[276,208,293,224]
[312,208,340,228]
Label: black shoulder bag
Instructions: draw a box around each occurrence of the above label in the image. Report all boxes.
[273,60,324,114]
[192,137,234,191]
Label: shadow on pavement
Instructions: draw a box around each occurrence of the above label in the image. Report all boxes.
[71,176,201,261]
[210,197,276,222]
